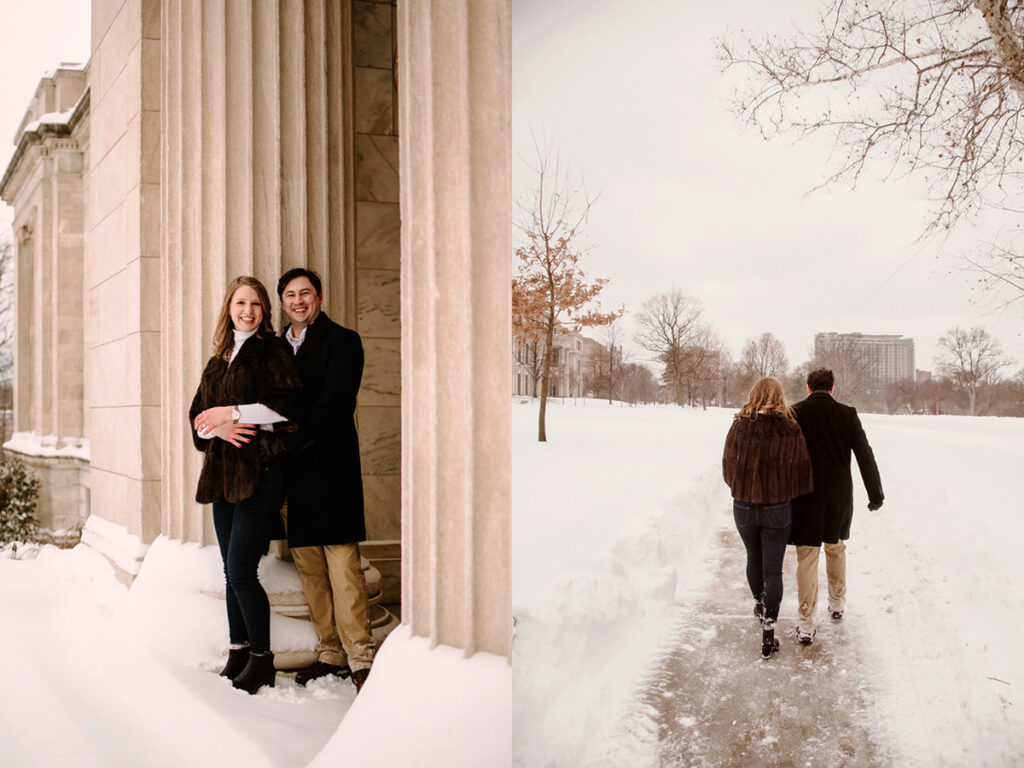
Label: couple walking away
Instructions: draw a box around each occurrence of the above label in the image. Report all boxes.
[189,269,375,694]
[722,369,884,658]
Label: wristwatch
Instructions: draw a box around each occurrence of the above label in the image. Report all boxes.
[231,405,240,423]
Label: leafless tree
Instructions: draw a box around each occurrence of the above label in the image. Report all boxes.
[513,143,622,441]
[812,337,876,402]
[601,320,624,403]
[935,325,1012,414]
[739,332,790,387]
[634,288,709,405]
[620,362,658,404]
[718,0,1024,303]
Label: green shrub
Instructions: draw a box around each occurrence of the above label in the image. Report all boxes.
[0,458,41,544]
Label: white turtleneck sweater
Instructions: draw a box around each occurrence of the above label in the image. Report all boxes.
[197,329,286,439]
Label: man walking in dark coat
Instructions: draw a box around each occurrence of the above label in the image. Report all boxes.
[791,368,884,646]
[277,268,375,692]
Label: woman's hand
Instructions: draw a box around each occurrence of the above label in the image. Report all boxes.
[194,405,235,434]
[211,421,257,447]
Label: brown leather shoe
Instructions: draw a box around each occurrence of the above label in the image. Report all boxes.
[294,661,350,687]
[351,668,370,693]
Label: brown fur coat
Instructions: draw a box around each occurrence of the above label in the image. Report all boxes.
[189,333,302,504]
[722,413,814,504]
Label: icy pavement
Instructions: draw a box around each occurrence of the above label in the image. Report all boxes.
[635,528,893,768]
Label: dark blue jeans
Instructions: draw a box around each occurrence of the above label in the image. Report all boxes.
[212,466,284,654]
[733,500,792,624]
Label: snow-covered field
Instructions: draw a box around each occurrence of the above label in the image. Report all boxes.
[1,399,1021,767]
[512,399,1024,767]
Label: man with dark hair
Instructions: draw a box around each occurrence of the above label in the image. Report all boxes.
[791,367,884,646]
[276,267,375,692]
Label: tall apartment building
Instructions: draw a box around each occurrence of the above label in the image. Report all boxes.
[814,332,915,385]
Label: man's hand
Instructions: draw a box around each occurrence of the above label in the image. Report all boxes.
[194,405,235,434]
[867,500,883,511]
[211,421,257,448]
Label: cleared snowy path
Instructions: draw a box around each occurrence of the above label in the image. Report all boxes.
[638,527,892,768]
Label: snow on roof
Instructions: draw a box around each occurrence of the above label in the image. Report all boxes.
[21,108,75,135]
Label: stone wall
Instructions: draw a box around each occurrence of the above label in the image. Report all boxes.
[86,0,162,546]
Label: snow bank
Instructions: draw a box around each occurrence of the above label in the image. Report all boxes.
[512,399,733,766]
[79,515,148,576]
[4,430,90,460]
[311,624,512,768]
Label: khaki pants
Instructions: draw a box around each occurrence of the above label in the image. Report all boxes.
[796,541,847,633]
[290,543,376,672]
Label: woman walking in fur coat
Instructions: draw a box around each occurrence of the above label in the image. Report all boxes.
[722,378,814,658]
[190,276,302,693]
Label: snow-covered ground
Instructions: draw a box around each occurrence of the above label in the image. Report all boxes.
[2,399,1021,766]
[512,399,1024,767]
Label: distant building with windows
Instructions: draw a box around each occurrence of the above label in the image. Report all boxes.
[512,329,606,398]
[814,332,915,385]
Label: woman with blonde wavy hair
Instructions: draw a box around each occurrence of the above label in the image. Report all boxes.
[722,377,814,658]
[189,276,302,693]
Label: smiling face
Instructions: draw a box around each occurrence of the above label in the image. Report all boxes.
[281,276,323,332]
[229,284,264,333]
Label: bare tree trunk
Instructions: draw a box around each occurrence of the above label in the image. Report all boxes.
[538,316,554,442]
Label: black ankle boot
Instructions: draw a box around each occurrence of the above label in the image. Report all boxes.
[232,651,276,694]
[219,647,250,680]
[761,626,779,659]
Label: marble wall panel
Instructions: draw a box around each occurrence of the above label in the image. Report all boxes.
[355,201,399,269]
[357,269,400,337]
[360,337,400,406]
[354,67,394,135]
[363,474,400,541]
[90,403,144,479]
[353,1,392,68]
[88,469,160,542]
[85,193,131,288]
[92,259,147,347]
[91,0,143,107]
[354,134,398,202]
[89,338,141,408]
[357,405,400,474]
[88,42,140,165]
[91,114,143,228]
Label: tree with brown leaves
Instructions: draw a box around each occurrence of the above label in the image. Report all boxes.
[513,146,622,441]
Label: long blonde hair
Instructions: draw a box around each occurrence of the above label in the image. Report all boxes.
[736,377,796,422]
[212,276,276,359]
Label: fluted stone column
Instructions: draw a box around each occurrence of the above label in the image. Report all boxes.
[398,0,512,657]
[161,2,404,551]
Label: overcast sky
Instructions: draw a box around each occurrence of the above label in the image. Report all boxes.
[511,0,1024,372]
[2,1,1022,372]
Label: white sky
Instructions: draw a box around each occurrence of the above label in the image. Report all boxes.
[1,2,1022,372]
[511,0,1024,372]
[0,1,91,234]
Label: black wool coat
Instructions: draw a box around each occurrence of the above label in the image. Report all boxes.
[722,413,814,505]
[281,313,366,548]
[189,333,302,506]
[790,391,884,546]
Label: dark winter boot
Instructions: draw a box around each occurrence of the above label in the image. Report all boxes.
[761,625,779,659]
[232,651,276,694]
[219,646,250,680]
[351,667,370,694]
